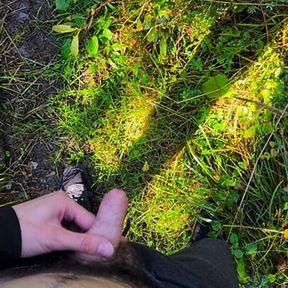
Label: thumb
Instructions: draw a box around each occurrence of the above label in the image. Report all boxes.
[52,228,114,258]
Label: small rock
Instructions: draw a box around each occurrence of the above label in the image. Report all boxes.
[19,45,31,58]
[4,183,12,190]
[29,161,38,170]
[18,12,29,24]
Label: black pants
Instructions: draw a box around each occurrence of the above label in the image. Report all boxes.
[131,239,239,288]
[0,239,238,288]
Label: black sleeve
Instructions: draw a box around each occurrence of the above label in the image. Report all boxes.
[0,206,21,266]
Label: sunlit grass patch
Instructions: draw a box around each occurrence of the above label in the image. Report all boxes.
[127,154,208,254]
[201,44,284,147]
[53,0,217,176]
[183,44,287,285]
[51,1,288,286]
[87,91,158,173]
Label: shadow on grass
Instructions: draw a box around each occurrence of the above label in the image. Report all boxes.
[100,5,287,197]
[84,5,287,256]
[56,2,287,260]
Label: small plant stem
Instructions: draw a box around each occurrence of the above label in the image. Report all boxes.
[223,224,283,234]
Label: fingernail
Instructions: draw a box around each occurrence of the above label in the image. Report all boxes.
[97,243,114,258]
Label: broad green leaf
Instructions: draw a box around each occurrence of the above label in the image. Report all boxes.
[245,243,257,255]
[70,34,79,57]
[261,122,273,134]
[140,73,149,83]
[158,36,167,63]
[202,74,230,99]
[234,249,243,259]
[136,19,144,31]
[56,0,71,11]
[63,64,74,78]
[147,27,157,43]
[211,220,221,231]
[111,43,121,51]
[86,36,99,58]
[221,178,236,187]
[261,89,271,105]
[52,24,76,34]
[230,233,239,247]
[243,125,257,139]
[144,15,153,30]
[98,16,113,31]
[236,257,246,280]
[99,29,113,43]
[88,64,98,73]
[60,38,72,59]
[267,274,276,284]
[275,67,282,78]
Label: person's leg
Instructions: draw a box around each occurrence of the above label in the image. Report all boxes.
[171,238,238,287]
[131,239,238,288]
[130,242,200,288]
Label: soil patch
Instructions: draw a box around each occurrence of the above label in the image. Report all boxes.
[0,0,61,203]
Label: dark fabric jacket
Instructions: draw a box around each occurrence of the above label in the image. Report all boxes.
[0,206,21,265]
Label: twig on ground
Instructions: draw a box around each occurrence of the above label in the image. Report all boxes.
[236,96,288,117]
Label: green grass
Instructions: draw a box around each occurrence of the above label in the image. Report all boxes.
[49,1,288,286]
[1,0,288,286]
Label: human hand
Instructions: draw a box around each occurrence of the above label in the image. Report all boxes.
[12,190,127,259]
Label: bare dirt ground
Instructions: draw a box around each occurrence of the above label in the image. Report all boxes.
[0,0,61,203]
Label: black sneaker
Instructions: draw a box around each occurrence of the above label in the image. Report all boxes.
[59,164,94,212]
[190,210,212,244]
